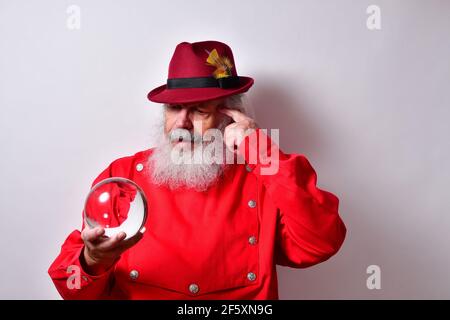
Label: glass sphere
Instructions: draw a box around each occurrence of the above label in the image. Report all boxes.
[83,177,148,240]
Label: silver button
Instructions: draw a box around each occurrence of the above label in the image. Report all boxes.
[245,164,252,172]
[248,200,257,208]
[189,283,199,294]
[248,236,257,245]
[247,272,257,281]
[129,270,139,280]
[136,163,144,172]
[82,276,88,282]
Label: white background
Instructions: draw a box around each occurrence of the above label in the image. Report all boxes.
[1,0,449,299]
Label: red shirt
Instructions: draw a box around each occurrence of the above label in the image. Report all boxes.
[48,129,346,299]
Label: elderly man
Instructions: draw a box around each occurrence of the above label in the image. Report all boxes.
[49,40,346,299]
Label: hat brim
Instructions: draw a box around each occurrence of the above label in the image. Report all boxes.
[147,76,254,104]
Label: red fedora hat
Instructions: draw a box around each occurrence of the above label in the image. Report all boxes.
[147,40,254,104]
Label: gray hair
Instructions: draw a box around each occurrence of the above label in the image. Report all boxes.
[224,93,245,112]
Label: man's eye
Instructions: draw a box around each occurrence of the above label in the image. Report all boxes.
[195,108,208,115]
[168,105,182,111]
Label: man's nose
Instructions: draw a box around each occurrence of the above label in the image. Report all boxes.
[174,108,193,130]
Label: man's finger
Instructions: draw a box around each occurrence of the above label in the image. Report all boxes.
[82,227,105,242]
[219,108,247,123]
[120,231,144,250]
[224,135,237,153]
[96,232,127,251]
[99,235,143,260]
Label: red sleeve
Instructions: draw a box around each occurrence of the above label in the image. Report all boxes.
[47,230,116,299]
[238,129,347,268]
[48,156,133,299]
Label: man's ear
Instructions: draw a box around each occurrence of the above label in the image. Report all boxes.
[224,116,234,126]
[217,106,231,120]
[215,109,232,131]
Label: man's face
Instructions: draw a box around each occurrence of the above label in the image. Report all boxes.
[163,98,228,145]
[151,96,240,191]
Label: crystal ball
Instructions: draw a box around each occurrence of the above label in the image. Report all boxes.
[83,177,148,240]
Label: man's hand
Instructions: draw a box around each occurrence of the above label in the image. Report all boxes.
[219,108,258,152]
[81,227,143,275]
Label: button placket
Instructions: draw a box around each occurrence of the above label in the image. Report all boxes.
[246,194,259,286]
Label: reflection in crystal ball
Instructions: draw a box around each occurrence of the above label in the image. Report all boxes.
[83,177,148,240]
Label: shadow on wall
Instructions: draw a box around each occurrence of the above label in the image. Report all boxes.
[247,75,325,155]
[248,75,349,298]
[247,74,433,299]
[248,75,371,299]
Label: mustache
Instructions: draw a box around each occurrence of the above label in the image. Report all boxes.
[168,128,204,143]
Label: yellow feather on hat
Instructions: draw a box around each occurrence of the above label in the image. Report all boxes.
[205,49,233,79]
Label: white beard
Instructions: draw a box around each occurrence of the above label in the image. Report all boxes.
[147,125,234,192]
